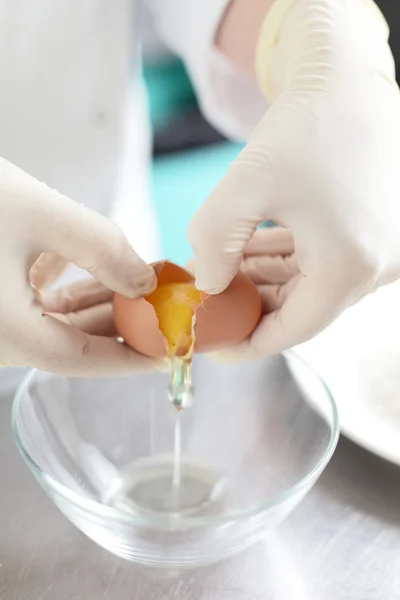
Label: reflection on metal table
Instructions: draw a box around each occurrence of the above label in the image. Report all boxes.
[0,356,399,600]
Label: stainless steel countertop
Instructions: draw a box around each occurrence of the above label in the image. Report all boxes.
[1,358,400,600]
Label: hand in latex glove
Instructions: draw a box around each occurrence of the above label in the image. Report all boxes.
[0,158,164,375]
[240,227,300,315]
[189,0,400,359]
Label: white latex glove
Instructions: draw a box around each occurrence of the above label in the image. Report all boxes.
[0,158,165,376]
[189,0,400,360]
[187,226,300,311]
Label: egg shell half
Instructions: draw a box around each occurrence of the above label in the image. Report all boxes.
[113,261,262,358]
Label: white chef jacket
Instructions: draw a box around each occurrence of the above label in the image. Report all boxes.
[0,0,266,392]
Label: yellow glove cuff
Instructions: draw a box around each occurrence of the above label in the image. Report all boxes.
[255,0,297,100]
[255,0,390,100]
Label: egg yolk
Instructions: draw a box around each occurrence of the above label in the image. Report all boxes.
[146,282,202,356]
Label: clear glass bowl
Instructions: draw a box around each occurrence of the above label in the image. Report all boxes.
[12,353,339,570]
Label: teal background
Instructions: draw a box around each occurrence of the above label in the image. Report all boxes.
[144,60,243,265]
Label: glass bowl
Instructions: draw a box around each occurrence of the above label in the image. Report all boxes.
[12,353,339,570]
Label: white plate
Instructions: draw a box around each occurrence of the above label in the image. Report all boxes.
[284,281,400,467]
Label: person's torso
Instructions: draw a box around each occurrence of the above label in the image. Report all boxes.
[0,0,137,213]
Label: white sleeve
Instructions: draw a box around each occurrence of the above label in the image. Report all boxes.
[145,0,268,141]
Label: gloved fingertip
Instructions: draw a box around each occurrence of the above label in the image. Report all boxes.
[185,258,195,276]
[195,284,226,295]
[116,262,157,298]
[131,266,158,296]
[193,275,226,295]
[194,269,233,295]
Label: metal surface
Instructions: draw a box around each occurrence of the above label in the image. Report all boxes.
[1,358,400,599]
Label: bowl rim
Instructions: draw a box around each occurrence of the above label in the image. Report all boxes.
[11,351,340,530]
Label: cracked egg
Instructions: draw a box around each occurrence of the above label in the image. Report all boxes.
[113,261,262,358]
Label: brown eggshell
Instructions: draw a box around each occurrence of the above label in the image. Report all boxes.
[113,261,185,358]
[113,260,262,358]
[194,270,262,353]
[153,261,193,286]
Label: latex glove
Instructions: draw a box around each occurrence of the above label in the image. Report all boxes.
[186,227,300,360]
[0,158,165,375]
[240,227,300,313]
[38,279,120,338]
[42,227,299,357]
[187,227,299,308]
[189,0,400,360]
